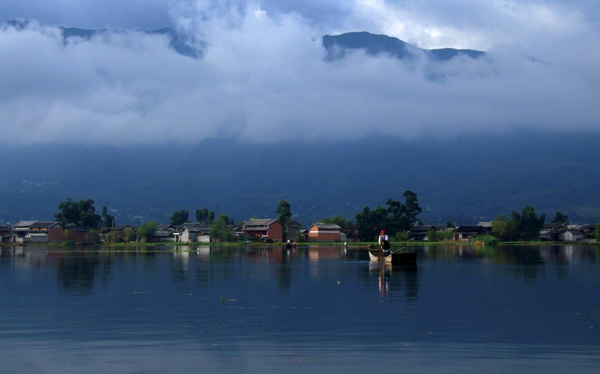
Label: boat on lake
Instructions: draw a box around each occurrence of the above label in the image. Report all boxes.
[369,249,417,265]
[369,249,392,262]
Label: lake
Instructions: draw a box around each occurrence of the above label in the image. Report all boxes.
[1,244,599,373]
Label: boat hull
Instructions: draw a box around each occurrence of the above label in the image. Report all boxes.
[369,250,392,262]
[392,252,417,265]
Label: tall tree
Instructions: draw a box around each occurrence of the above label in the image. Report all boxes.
[276,200,292,223]
[551,211,570,225]
[195,208,208,223]
[492,214,513,241]
[101,206,115,228]
[356,205,389,241]
[211,215,233,241]
[170,209,189,226]
[517,206,546,241]
[55,198,102,228]
[386,190,422,234]
[492,206,545,241]
[195,208,215,224]
[138,221,158,242]
[276,200,292,240]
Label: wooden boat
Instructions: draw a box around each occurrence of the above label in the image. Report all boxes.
[369,249,417,265]
[391,252,417,265]
[369,249,392,262]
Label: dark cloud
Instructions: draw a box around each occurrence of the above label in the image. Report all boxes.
[1,1,599,145]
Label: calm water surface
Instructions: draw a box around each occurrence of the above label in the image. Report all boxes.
[1,244,599,373]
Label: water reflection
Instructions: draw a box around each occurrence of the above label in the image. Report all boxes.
[2,244,599,294]
[2,244,600,374]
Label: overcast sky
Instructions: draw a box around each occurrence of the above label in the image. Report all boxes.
[1,0,599,145]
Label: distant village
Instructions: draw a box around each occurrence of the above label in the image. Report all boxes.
[1,218,597,246]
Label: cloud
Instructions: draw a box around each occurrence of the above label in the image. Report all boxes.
[1,1,599,145]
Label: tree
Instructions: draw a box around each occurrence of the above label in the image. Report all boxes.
[356,205,389,242]
[492,206,545,241]
[517,206,545,241]
[595,223,600,240]
[551,211,570,225]
[276,200,292,240]
[386,190,422,234]
[276,200,292,223]
[492,214,512,241]
[211,215,233,241]
[195,208,215,224]
[170,209,189,226]
[321,215,356,238]
[101,206,115,228]
[138,221,158,242]
[55,198,102,228]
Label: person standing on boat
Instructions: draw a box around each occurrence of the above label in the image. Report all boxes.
[378,230,390,251]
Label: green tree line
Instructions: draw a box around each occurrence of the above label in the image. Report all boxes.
[54,195,598,243]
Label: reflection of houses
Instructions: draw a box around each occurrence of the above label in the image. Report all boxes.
[243,219,283,241]
[308,223,341,242]
[179,223,211,243]
[453,225,490,241]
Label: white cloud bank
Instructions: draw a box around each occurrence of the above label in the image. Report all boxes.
[1,0,599,145]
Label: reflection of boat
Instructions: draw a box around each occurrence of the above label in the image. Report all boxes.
[369,249,392,262]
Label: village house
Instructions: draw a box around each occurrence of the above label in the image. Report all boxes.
[453,225,491,241]
[179,223,211,243]
[285,219,302,240]
[408,224,449,241]
[62,227,93,243]
[559,228,585,242]
[243,219,283,242]
[153,224,179,242]
[540,223,566,241]
[0,225,13,243]
[10,221,64,244]
[101,225,133,242]
[307,223,342,242]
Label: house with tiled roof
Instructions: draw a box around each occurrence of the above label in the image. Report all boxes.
[308,223,341,242]
[179,223,211,243]
[11,221,64,243]
[243,219,283,242]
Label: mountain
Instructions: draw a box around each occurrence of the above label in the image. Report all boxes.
[322,31,485,62]
[2,132,599,226]
[2,20,202,58]
[4,21,483,62]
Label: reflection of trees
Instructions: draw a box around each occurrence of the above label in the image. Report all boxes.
[56,253,101,295]
[278,248,292,293]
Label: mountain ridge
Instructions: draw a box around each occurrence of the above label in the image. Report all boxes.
[3,20,484,62]
[2,132,599,226]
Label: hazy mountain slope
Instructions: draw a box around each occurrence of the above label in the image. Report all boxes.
[2,132,599,225]
[322,31,485,61]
